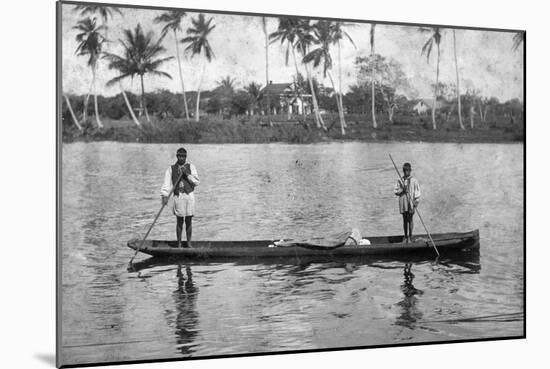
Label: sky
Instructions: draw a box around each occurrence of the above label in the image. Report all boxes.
[61,4,524,102]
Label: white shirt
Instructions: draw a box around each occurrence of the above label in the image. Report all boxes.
[160,163,200,197]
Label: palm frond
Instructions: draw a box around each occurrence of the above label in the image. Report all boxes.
[370,24,376,51]
[421,38,434,62]
[148,70,173,79]
[106,73,131,87]
[103,23,173,86]
[74,5,122,22]
[181,14,216,61]
[512,32,524,51]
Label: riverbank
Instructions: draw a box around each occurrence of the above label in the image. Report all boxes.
[61,114,525,144]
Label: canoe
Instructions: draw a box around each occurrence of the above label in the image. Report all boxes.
[127,229,479,260]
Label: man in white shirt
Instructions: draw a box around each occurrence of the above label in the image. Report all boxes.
[161,147,200,248]
[393,162,421,243]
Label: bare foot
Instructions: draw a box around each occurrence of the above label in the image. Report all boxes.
[186,241,193,248]
[177,242,182,249]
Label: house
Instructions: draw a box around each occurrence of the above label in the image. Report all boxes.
[412,98,448,115]
[259,81,312,115]
[319,85,335,97]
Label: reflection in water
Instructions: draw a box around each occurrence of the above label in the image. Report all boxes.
[164,265,199,357]
[61,142,523,365]
[395,264,424,329]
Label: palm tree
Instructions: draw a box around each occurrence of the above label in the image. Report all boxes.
[217,76,236,92]
[261,17,271,115]
[215,76,236,115]
[420,26,442,130]
[370,23,377,128]
[331,22,355,128]
[244,82,263,115]
[181,14,216,122]
[73,17,106,128]
[269,17,309,118]
[512,32,524,51]
[73,5,122,23]
[294,20,326,130]
[304,21,345,135]
[452,29,464,130]
[74,4,123,125]
[154,10,190,120]
[103,24,173,124]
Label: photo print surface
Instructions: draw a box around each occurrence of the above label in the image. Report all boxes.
[57,1,525,367]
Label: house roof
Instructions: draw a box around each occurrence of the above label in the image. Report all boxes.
[415,98,447,109]
[260,82,293,95]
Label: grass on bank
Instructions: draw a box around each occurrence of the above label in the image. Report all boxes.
[61,113,525,144]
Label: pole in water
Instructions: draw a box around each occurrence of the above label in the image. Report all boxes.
[389,154,440,257]
[128,171,186,266]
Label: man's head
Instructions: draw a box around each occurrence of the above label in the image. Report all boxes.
[176,147,187,165]
[403,162,412,176]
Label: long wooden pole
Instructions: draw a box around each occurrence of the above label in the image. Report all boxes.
[389,154,440,257]
[129,170,186,265]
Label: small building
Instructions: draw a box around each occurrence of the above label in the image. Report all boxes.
[259,81,312,115]
[412,98,448,115]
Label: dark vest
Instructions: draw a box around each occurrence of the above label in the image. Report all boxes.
[171,163,195,196]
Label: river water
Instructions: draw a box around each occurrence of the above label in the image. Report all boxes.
[60,142,524,366]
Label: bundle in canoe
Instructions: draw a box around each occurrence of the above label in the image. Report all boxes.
[127,229,479,260]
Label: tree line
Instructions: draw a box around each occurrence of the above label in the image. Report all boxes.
[64,5,524,134]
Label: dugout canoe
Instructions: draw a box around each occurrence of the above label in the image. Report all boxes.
[127,229,479,260]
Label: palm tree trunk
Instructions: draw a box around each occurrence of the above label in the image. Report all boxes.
[453,30,464,130]
[196,62,206,122]
[379,86,393,123]
[305,64,326,130]
[174,29,190,120]
[139,74,151,123]
[371,28,377,129]
[119,81,140,126]
[262,17,271,117]
[337,41,346,128]
[432,44,440,130]
[64,94,82,130]
[92,67,103,128]
[478,100,485,123]
[327,71,345,135]
[371,79,377,128]
[82,79,93,122]
[291,48,306,118]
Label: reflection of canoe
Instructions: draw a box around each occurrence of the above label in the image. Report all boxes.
[129,252,481,274]
[127,229,479,260]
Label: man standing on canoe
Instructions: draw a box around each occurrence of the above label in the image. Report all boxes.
[161,147,200,248]
[394,162,421,243]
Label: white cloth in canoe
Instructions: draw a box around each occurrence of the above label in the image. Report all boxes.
[274,228,362,249]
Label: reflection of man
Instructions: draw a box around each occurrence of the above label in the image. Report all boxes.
[161,147,200,248]
[395,263,423,329]
[174,264,199,356]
